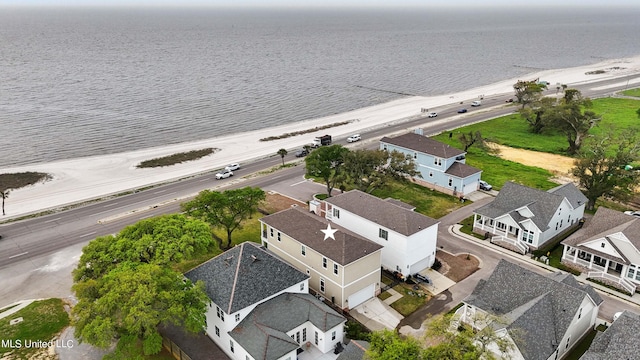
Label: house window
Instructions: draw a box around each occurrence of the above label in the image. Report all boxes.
[322,257,327,269]
[306,268,310,275]
[379,228,388,240]
[565,335,570,349]
[333,208,340,218]
[334,263,338,275]
[301,245,306,256]
[303,328,307,342]
[434,157,441,166]
[315,331,319,345]
[296,332,300,343]
[555,222,558,230]
[332,331,336,341]
[235,313,240,322]
[560,220,563,227]
[429,171,433,177]
[300,283,305,291]
[414,152,417,159]
[521,230,534,244]
[270,228,273,237]
[497,222,506,231]
[230,340,234,353]
[383,144,387,151]
[320,278,325,293]
[578,308,582,319]
[216,306,225,321]
[277,232,281,241]
[601,243,605,248]
[215,326,220,337]
[448,178,453,186]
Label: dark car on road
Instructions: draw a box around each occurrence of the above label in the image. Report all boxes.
[457,108,468,113]
[295,149,308,157]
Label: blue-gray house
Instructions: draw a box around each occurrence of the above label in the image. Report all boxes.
[380,132,482,196]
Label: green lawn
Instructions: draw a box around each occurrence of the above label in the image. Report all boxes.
[371,181,467,219]
[0,299,70,360]
[389,284,430,316]
[621,87,640,97]
[432,133,558,191]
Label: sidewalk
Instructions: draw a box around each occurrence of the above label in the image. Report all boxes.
[0,299,41,320]
[449,224,640,307]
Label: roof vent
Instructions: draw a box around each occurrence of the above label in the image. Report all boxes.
[251,254,260,263]
[224,255,234,266]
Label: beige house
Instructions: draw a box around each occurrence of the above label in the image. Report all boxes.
[260,207,383,310]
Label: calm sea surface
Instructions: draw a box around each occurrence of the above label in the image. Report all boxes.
[1,6,640,167]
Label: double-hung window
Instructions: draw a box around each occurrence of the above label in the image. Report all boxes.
[379,228,388,240]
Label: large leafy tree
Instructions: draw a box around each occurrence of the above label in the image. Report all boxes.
[72,214,213,356]
[518,97,556,134]
[342,149,419,194]
[367,329,426,360]
[542,89,600,154]
[305,144,349,196]
[513,80,546,109]
[181,186,265,249]
[571,131,640,210]
[73,262,209,356]
[73,214,214,281]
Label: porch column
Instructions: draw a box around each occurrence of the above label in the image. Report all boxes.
[562,245,568,259]
[473,214,479,229]
[589,255,594,269]
[604,259,610,272]
[573,247,578,262]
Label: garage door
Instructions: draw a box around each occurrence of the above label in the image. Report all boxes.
[348,283,375,308]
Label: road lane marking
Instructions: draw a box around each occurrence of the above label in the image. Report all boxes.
[140,214,154,219]
[154,190,166,194]
[80,232,97,238]
[102,202,119,207]
[199,178,211,182]
[9,252,28,259]
[44,217,62,223]
[290,180,307,186]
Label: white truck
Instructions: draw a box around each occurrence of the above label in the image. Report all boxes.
[471,100,482,107]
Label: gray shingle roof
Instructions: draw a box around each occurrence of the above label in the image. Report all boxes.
[324,190,439,236]
[464,260,600,360]
[260,207,383,265]
[337,340,369,360]
[230,293,346,360]
[474,181,585,231]
[580,311,640,360]
[562,207,640,252]
[444,161,482,178]
[184,242,309,314]
[548,183,588,209]
[380,133,465,159]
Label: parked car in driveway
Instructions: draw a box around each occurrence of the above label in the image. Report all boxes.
[215,169,233,179]
[347,134,361,143]
[427,112,438,118]
[458,108,467,113]
[479,180,492,191]
[225,163,240,171]
[413,273,430,284]
[624,210,640,218]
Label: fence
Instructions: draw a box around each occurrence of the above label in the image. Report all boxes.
[162,335,192,360]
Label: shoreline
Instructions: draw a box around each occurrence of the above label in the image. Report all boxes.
[3,56,640,219]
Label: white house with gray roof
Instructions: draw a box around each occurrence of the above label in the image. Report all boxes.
[561,207,640,295]
[323,190,439,278]
[184,242,346,360]
[260,207,383,310]
[473,181,587,253]
[580,310,640,359]
[380,132,482,196]
[457,260,603,360]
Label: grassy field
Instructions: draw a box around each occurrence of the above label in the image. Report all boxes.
[0,298,70,360]
[371,181,467,218]
[621,87,640,97]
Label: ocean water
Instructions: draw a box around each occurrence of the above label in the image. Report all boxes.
[1,6,640,168]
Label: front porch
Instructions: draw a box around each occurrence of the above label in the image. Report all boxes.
[473,214,530,254]
[562,245,637,294]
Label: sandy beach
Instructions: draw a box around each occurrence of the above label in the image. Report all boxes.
[3,56,640,220]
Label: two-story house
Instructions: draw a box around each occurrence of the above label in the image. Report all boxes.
[580,310,640,359]
[260,207,383,310]
[379,131,482,196]
[184,242,346,360]
[324,190,439,278]
[561,207,640,295]
[457,260,603,360]
[473,181,587,253]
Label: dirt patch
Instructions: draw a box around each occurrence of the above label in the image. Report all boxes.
[260,192,307,214]
[436,250,480,282]
[489,143,576,183]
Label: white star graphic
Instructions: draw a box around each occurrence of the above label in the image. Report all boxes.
[321,224,338,241]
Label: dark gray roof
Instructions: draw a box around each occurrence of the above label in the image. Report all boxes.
[548,183,588,209]
[337,340,369,360]
[380,133,465,159]
[580,311,640,360]
[563,207,640,252]
[474,181,584,231]
[324,190,439,236]
[464,260,600,360]
[230,293,346,360]
[385,198,415,211]
[260,207,383,265]
[444,161,482,178]
[184,242,309,314]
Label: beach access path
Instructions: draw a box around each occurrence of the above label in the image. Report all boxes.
[2,56,640,220]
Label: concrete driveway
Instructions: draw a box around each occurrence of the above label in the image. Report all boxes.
[349,298,404,331]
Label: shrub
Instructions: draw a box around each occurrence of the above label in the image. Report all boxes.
[432,258,442,271]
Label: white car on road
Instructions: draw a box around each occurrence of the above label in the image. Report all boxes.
[215,169,233,179]
[347,134,361,143]
[427,112,438,118]
[225,163,240,171]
